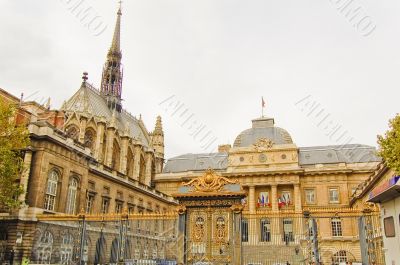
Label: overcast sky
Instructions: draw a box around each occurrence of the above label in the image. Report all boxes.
[1,0,399,159]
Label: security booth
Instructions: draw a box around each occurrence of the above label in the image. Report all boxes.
[368,175,400,265]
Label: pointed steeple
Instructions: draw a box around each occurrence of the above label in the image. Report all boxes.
[100,2,124,112]
[110,4,122,53]
[151,116,165,157]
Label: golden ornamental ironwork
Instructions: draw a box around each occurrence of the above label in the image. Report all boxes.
[176,205,187,215]
[182,169,238,192]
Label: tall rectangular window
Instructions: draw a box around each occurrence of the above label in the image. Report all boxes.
[283,218,294,242]
[305,189,315,204]
[329,188,339,203]
[86,194,94,214]
[331,217,342,237]
[260,218,271,242]
[101,198,109,214]
[44,170,59,211]
[241,218,249,242]
[115,202,123,213]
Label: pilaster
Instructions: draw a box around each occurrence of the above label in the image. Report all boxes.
[18,149,33,204]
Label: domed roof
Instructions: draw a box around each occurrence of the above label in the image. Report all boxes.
[233,117,293,147]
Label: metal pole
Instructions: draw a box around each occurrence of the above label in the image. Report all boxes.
[79,214,87,265]
[311,218,320,265]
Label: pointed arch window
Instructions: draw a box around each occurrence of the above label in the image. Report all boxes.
[84,129,96,151]
[44,170,59,211]
[66,178,79,214]
[111,140,120,171]
[66,125,79,141]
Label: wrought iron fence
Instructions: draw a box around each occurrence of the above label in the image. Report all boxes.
[29,212,179,265]
[240,210,385,265]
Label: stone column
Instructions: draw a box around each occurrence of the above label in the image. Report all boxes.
[94,120,105,161]
[18,149,33,204]
[105,127,115,167]
[78,116,87,143]
[132,145,142,181]
[271,184,278,212]
[294,184,302,212]
[119,136,129,174]
[248,185,256,214]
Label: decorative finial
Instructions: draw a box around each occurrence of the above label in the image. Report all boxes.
[118,1,122,15]
[82,72,88,82]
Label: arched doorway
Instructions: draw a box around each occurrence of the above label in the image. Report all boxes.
[94,234,107,265]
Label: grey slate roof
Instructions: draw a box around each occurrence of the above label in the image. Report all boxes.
[163,144,381,173]
[233,117,293,147]
[61,82,150,146]
[233,127,293,147]
[298,144,380,165]
[163,153,228,173]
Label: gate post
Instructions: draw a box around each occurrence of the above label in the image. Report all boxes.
[304,211,320,265]
[231,204,243,265]
[358,215,369,265]
[78,211,87,265]
[177,206,187,264]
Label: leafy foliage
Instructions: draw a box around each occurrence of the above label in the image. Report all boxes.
[378,114,400,174]
[0,98,29,209]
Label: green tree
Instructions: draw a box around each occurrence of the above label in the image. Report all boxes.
[378,114,400,174]
[0,98,29,209]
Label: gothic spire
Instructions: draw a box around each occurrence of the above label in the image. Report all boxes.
[110,4,122,53]
[100,3,123,112]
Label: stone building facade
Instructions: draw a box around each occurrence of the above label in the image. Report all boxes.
[0,4,386,265]
[155,117,382,263]
[0,5,177,265]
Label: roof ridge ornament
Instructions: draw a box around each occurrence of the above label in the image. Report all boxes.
[182,168,238,193]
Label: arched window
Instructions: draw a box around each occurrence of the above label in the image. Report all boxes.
[139,155,146,184]
[126,148,134,178]
[134,242,141,260]
[112,140,120,171]
[94,234,107,265]
[260,218,271,242]
[60,234,74,265]
[65,178,78,214]
[44,170,59,211]
[152,244,157,259]
[124,239,132,260]
[37,231,53,264]
[333,250,347,264]
[143,242,149,259]
[110,238,119,263]
[84,129,96,151]
[66,125,79,140]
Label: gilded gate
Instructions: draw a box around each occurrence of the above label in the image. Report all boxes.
[173,169,245,265]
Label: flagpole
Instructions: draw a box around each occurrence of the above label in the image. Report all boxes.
[262,105,264,117]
